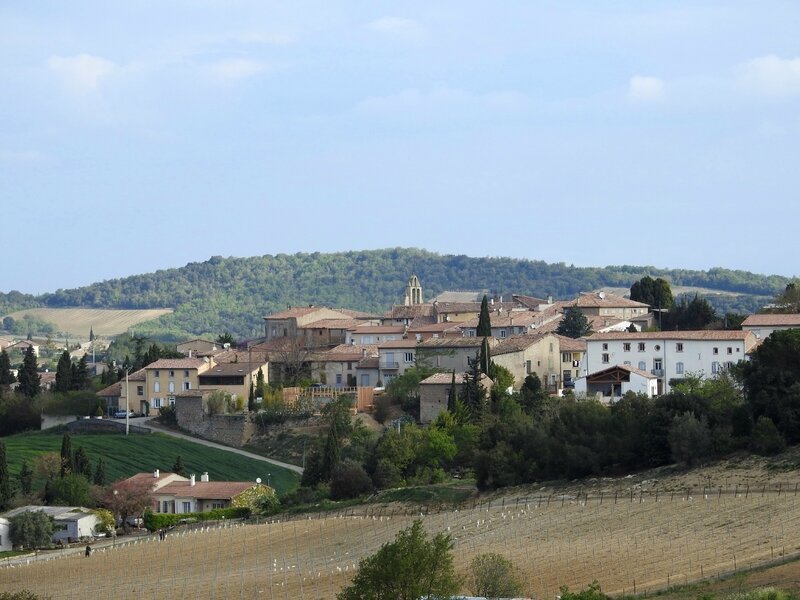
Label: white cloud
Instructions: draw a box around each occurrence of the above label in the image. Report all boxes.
[207,59,267,82]
[628,76,665,103]
[47,54,116,92]
[738,55,800,98]
[366,17,425,41]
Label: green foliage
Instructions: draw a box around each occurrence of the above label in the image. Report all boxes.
[0,349,15,389]
[630,275,674,309]
[559,581,610,600]
[749,417,786,456]
[477,295,492,337]
[206,389,229,415]
[92,508,115,534]
[369,423,456,488]
[55,351,72,393]
[0,394,40,436]
[330,460,373,500]
[59,433,73,478]
[143,506,250,531]
[668,412,711,466]
[469,552,525,599]
[70,356,89,391]
[459,354,487,421]
[663,294,718,330]
[557,307,592,338]
[336,520,459,600]
[4,314,56,337]
[16,346,40,398]
[171,455,186,476]
[0,441,11,511]
[157,404,178,426]
[9,510,54,550]
[0,591,52,600]
[72,445,92,480]
[93,458,106,486]
[764,282,800,313]
[18,459,34,495]
[44,473,91,506]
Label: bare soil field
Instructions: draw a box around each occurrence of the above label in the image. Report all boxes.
[5,307,173,338]
[4,452,800,599]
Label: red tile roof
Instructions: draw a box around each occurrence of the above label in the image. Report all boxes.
[742,314,800,327]
[157,480,256,500]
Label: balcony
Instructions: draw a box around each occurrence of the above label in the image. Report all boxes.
[380,361,400,370]
[651,368,663,377]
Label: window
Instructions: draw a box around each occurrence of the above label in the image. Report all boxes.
[725,361,734,370]
[676,362,684,374]
[638,343,646,352]
[526,360,532,374]
[549,343,554,352]
[183,382,191,391]
[562,352,571,363]
[168,397,175,406]
[623,361,631,366]
[169,370,175,378]
[500,330,506,338]
[638,361,646,370]
[154,370,160,377]
[654,345,661,352]
[347,362,352,370]
[360,374,370,387]
[468,330,476,337]
[653,359,663,372]
[168,382,175,393]
[182,502,191,513]
[713,347,719,355]
[602,343,608,351]
[212,502,224,509]
[623,343,631,352]
[154,381,160,393]
[676,343,684,352]
[602,353,609,364]
[712,361,720,374]
[153,398,163,408]
[184,370,189,377]
[404,352,414,363]
[727,347,733,355]
[335,374,342,385]
[137,385,144,396]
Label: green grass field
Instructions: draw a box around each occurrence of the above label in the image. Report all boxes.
[2,430,299,495]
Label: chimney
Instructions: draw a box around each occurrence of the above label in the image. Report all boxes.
[188,349,192,358]
[547,295,553,304]
[190,474,196,486]
[490,298,494,306]
[153,469,160,479]
[201,472,209,482]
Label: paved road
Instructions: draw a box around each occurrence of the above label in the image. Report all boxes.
[135,418,303,474]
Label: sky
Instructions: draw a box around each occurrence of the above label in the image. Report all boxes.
[2,1,799,294]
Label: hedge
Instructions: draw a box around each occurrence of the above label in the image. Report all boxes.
[143,507,250,531]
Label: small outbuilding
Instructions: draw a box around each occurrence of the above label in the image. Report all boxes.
[573,364,658,403]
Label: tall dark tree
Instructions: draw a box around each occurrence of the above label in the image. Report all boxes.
[73,446,92,480]
[216,332,236,347]
[459,354,487,421]
[764,282,800,313]
[55,350,73,393]
[630,276,674,310]
[447,371,457,412]
[172,455,186,477]
[89,327,95,342]
[556,307,592,339]
[16,345,40,398]
[18,459,34,495]
[0,440,11,511]
[0,348,15,390]
[662,295,717,330]
[70,355,89,390]
[93,457,106,486]
[479,336,491,376]
[477,295,492,337]
[60,433,73,478]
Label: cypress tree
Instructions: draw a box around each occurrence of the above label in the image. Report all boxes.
[447,371,457,412]
[172,455,186,476]
[0,441,10,511]
[73,446,92,480]
[16,345,40,398]
[479,337,491,376]
[0,348,15,389]
[55,350,73,392]
[60,433,73,478]
[477,295,492,337]
[71,355,89,390]
[93,458,106,486]
[19,459,34,495]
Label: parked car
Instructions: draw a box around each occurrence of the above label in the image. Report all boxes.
[113,410,136,418]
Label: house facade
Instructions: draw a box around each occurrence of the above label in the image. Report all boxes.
[416,337,495,373]
[584,330,759,394]
[564,292,650,320]
[152,473,260,514]
[741,313,800,340]
[573,364,659,403]
[491,333,561,391]
[377,340,418,384]
[1,506,101,544]
[263,306,351,341]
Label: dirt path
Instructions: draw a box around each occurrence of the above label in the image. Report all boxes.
[138,419,303,474]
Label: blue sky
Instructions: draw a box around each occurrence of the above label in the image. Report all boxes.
[2,1,799,294]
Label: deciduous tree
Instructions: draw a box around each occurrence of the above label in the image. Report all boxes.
[9,510,54,550]
[469,553,524,599]
[336,520,459,600]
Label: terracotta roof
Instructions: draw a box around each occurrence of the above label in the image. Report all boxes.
[493,333,552,355]
[378,340,418,349]
[434,301,518,313]
[336,308,381,319]
[585,364,657,380]
[157,480,255,500]
[201,363,258,375]
[383,305,435,319]
[356,356,379,369]
[586,315,626,330]
[418,337,492,349]
[420,373,466,385]
[95,368,147,397]
[554,335,587,352]
[742,314,800,327]
[512,294,550,308]
[146,358,207,370]
[301,318,362,330]
[565,292,650,309]
[460,311,541,328]
[587,330,754,341]
[212,350,269,364]
[316,344,378,362]
[264,306,328,319]
[407,322,458,333]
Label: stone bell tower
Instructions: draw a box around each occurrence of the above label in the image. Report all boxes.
[403,274,423,306]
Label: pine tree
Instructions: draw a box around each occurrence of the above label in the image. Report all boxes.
[0,441,11,511]
[18,459,34,495]
[477,295,492,337]
[71,355,89,390]
[556,307,592,339]
[16,345,40,398]
[172,455,186,476]
[55,350,73,393]
[0,348,15,389]
[60,433,73,478]
[93,458,106,486]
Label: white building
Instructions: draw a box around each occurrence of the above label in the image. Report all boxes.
[741,313,800,340]
[584,330,759,394]
[573,364,659,403]
[1,506,101,544]
[0,517,10,551]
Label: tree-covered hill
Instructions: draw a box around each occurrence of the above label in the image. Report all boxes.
[0,249,790,340]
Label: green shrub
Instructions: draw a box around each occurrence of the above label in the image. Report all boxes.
[143,507,250,531]
[750,417,786,456]
[329,460,372,500]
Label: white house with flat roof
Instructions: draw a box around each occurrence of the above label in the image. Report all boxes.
[584,330,759,394]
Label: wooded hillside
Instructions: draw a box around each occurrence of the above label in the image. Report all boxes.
[0,248,789,340]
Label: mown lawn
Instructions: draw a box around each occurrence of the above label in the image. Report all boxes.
[2,430,299,495]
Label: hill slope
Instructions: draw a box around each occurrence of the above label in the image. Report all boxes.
[0,249,790,339]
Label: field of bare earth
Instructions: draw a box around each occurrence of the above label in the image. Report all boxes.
[5,450,800,600]
[4,307,173,339]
